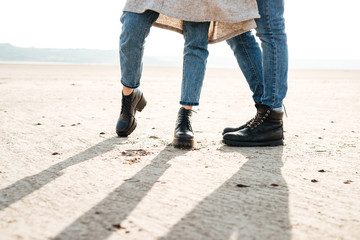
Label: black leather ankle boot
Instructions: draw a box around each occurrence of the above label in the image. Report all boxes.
[223,103,284,146]
[116,89,147,137]
[173,107,194,148]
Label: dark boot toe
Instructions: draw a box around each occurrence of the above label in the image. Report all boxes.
[115,89,146,137]
[173,108,194,148]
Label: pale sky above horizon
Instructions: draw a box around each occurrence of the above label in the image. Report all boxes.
[0,0,359,60]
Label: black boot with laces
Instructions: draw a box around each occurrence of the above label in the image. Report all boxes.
[116,89,147,137]
[223,103,284,146]
[173,107,194,148]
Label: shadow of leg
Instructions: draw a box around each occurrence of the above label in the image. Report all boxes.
[0,137,123,211]
[160,146,291,240]
[53,145,186,240]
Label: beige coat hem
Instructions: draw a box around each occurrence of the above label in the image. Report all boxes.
[153,19,257,44]
[123,1,259,43]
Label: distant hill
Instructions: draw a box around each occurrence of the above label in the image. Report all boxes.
[2,43,359,70]
[0,43,119,64]
[0,43,183,66]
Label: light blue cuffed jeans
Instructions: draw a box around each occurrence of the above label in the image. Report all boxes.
[120,10,210,106]
[227,0,288,109]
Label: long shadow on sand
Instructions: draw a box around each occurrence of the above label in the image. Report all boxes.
[53,145,185,240]
[0,137,124,211]
[160,146,291,240]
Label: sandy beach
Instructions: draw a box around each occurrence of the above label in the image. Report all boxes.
[0,63,359,240]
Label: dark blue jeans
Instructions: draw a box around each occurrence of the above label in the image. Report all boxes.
[227,0,288,109]
[119,10,210,106]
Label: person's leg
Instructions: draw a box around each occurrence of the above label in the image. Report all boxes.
[119,10,159,93]
[173,21,210,148]
[223,31,263,134]
[116,10,159,137]
[256,0,288,109]
[226,31,263,104]
[180,21,210,109]
[223,0,288,146]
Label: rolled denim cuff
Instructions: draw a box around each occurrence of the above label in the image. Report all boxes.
[179,101,199,106]
[121,79,139,89]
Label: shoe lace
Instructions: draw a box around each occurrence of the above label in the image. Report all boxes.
[283,104,288,118]
[247,109,271,130]
[121,96,132,117]
[178,109,193,131]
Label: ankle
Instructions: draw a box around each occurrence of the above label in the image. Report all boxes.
[123,87,134,96]
[181,105,192,110]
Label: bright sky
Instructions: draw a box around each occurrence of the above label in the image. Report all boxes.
[1,0,360,60]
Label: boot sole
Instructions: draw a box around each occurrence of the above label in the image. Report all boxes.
[173,137,194,148]
[116,120,137,137]
[116,93,147,137]
[223,139,283,147]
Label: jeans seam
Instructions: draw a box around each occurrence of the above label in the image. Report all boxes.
[264,0,278,108]
[182,22,188,104]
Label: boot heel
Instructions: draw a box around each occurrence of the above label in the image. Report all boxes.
[136,95,147,112]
